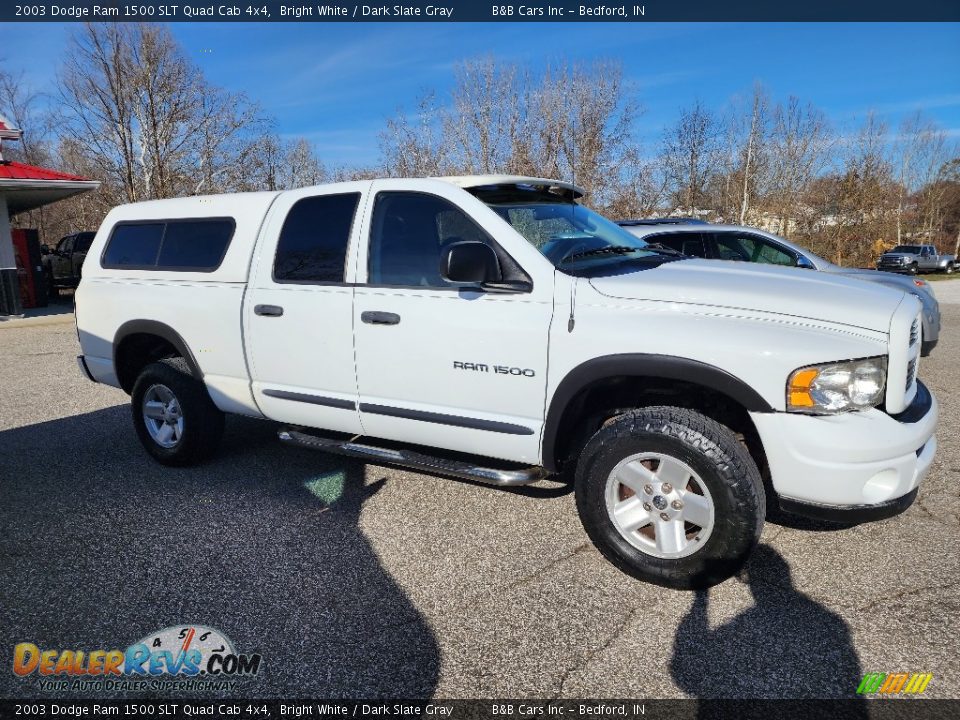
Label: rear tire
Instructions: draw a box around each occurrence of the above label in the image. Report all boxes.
[131,358,224,466]
[946,262,955,275]
[574,406,765,590]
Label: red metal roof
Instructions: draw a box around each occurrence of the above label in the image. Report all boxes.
[0,161,89,183]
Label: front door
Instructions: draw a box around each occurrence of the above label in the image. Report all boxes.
[352,182,554,464]
[244,183,370,435]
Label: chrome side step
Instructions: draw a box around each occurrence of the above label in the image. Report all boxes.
[278,428,545,487]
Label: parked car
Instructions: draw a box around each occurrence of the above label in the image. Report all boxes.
[74,175,936,590]
[41,231,96,298]
[877,244,955,275]
[617,221,941,356]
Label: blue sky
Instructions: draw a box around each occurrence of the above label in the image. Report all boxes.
[2,22,959,166]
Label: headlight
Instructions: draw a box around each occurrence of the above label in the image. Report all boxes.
[787,357,887,414]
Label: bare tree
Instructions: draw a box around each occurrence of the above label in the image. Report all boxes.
[58,23,265,202]
[380,92,449,177]
[380,58,639,210]
[766,97,833,237]
[660,100,720,214]
[735,84,768,224]
[443,57,522,174]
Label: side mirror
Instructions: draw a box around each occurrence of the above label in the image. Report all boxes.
[40,244,50,256]
[796,256,815,270]
[441,241,502,285]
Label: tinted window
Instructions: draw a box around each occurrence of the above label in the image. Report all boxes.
[102,224,164,267]
[156,221,234,269]
[649,233,706,258]
[711,233,795,266]
[102,220,234,270]
[58,237,74,254]
[274,193,360,283]
[74,233,95,252]
[368,192,495,287]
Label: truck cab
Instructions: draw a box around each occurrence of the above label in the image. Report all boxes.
[42,231,96,297]
[74,176,939,590]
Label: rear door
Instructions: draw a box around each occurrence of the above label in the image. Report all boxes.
[705,231,798,266]
[244,182,370,434]
[52,236,74,281]
[73,233,94,282]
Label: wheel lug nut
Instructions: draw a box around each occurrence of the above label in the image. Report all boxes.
[661,483,673,493]
[643,502,652,511]
[659,512,670,521]
[671,500,683,510]
[643,484,653,495]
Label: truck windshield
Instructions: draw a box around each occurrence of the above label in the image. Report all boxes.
[891,246,923,253]
[475,192,679,274]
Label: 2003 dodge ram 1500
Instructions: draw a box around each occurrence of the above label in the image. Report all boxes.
[75,175,938,589]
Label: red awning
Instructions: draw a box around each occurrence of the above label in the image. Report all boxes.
[0,161,100,214]
[0,161,89,183]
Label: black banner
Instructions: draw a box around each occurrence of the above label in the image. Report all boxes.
[1,700,959,720]
[1,0,959,23]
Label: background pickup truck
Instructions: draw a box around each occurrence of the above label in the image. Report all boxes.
[41,231,96,298]
[74,175,937,590]
[877,244,956,274]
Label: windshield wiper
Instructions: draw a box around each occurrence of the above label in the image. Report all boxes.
[643,243,689,257]
[559,245,644,265]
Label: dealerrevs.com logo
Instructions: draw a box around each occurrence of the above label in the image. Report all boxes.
[13,625,262,692]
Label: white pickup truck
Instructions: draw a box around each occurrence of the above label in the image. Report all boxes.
[75,175,938,589]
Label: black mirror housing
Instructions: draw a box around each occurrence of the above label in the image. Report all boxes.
[40,244,51,256]
[796,256,815,269]
[441,241,502,285]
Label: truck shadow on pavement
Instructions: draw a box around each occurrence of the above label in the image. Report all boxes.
[0,406,440,698]
[670,545,867,717]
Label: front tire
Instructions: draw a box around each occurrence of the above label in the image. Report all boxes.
[908,262,919,275]
[131,358,224,466]
[574,406,765,590]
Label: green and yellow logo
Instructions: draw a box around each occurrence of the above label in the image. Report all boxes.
[857,672,933,695]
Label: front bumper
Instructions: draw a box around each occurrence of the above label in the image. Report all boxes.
[751,380,937,515]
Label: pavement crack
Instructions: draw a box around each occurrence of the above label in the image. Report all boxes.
[552,608,637,699]
[846,580,960,613]
[500,542,592,593]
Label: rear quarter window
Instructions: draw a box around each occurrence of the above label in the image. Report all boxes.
[101,219,235,271]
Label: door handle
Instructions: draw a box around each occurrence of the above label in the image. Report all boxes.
[361,311,401,326]
[254,304,284,317]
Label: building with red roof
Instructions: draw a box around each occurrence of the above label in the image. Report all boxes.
[0,112,100,315]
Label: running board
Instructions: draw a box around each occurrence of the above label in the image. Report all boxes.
[278,428,545,487]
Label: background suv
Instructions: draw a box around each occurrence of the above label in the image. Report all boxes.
[618,221,941,356]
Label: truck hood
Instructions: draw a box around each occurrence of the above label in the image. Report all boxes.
[588,259,905,333]
[829,266,937,301]
[880,253,913,259]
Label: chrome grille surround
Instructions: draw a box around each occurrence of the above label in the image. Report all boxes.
[885,301,922,414]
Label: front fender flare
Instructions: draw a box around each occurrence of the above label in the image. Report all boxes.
[541,354,774,472]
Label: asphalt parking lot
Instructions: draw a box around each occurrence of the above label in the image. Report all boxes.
[1,286,958,701]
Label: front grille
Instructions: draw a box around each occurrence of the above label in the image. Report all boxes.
[910,319,920,346]
[906,358,917,392]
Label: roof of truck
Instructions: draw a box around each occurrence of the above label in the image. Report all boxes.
[438,175,585,198]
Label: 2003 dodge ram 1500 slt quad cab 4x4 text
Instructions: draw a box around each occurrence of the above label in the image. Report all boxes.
[75,175,938,589]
